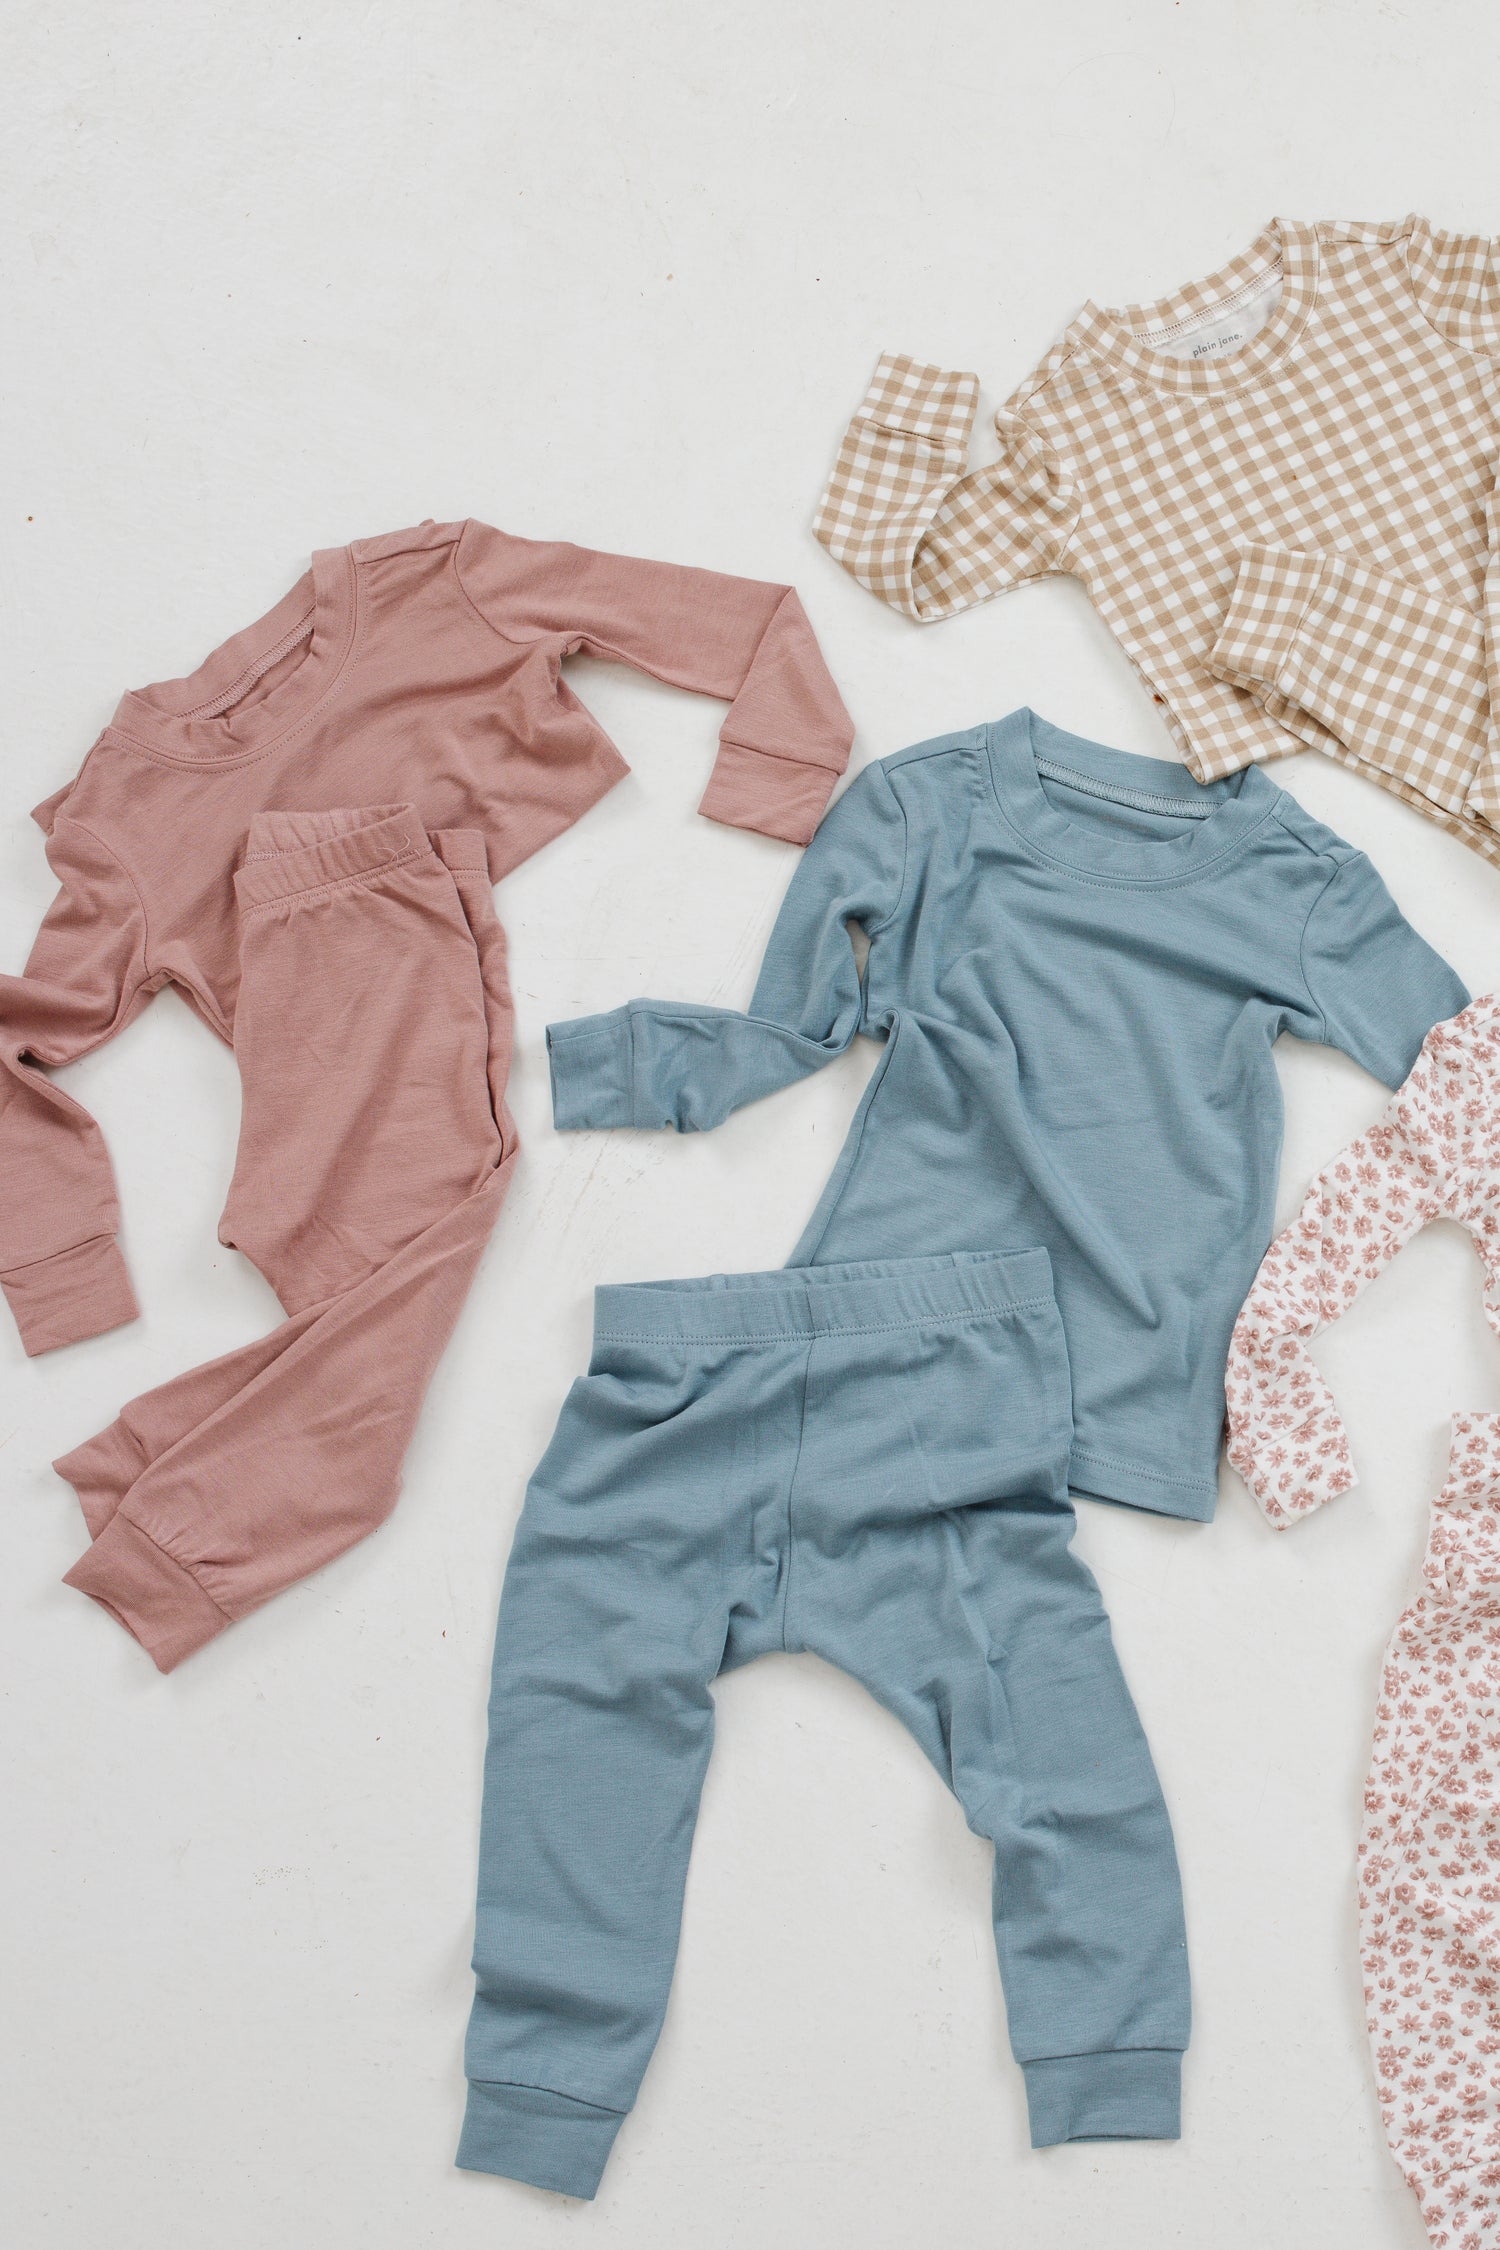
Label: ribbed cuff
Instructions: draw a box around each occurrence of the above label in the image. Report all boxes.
[62,1513,229,1673]
[1022,2048,1182,2146]
[2,1234,139,1356]
[699,741,839,846]
[855,351,981,450]
[1465,756,1500,827]
[456,2079,625,2199]
[546,1012,636,1130]
[1206,543,1326,697]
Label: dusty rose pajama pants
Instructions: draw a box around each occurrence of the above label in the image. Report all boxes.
[57,806,518,1672]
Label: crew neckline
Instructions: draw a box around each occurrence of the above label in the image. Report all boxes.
[1070,219,1321,396]
[105,542,359,764]
[984,710,1272,885]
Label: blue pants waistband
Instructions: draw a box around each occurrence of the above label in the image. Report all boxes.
[592,1248,1055,1345]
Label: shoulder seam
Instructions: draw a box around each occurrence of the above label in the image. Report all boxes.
[1398,217,1500,362]
[66,816,156,986]
[1315,216,1415,247]
[1270,797,1352,865]
[1014,346,1106,576]
[448,521,539,656]
[882,732,982,772]
[1008,336,1086,412]
[1296,857,1358,1044]
[863,763,910,938]
[350,520,465,565]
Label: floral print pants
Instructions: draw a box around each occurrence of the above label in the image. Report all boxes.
[1362,1414,1500,2248]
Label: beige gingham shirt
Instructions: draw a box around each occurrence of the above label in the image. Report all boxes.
[814,217,1500,867]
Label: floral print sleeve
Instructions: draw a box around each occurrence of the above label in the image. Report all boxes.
[1224,1002,1494,1526]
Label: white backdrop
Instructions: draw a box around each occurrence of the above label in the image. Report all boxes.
[5,6,1499,2245]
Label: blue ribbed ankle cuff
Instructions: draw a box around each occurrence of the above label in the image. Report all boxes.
[456,2078,625,2198]
[1022,2048,1182,2146]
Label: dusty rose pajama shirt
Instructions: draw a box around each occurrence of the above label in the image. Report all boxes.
[1,520,852,1669]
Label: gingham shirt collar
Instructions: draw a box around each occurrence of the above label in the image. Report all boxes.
[1068,217,1322,395]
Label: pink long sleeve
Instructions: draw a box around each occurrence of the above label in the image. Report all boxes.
[1225,1010,1483,1525]
[0,813,156,1354]
[454,521,854,847]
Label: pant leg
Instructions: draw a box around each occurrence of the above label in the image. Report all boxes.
[1205,540,1500,841]
[58,808,517,1671]
[461,1252,1187,2198]
[1360,1419,1500,2247]
[1361,1612,1500,2248]
[789,1272,1191,2146]
[459,1311,807,2199]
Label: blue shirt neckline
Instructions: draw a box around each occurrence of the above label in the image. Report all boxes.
[985,709,1275,886]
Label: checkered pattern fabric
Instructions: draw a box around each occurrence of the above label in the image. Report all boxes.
[814,217,1500,867]
[1211,542,1497,823]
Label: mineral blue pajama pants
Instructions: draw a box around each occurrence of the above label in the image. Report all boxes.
[458,1250,1190,2197]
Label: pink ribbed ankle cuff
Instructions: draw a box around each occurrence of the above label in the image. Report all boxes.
[63,1515,229,1673]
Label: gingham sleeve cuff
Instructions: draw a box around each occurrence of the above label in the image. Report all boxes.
[1206,544,1328,697]
[851,352,980,452]
[814,355,983,617]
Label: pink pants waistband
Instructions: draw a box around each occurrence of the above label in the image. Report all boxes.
[234,803,488,910]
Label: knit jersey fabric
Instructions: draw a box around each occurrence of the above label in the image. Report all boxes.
[1360,1413,1500,2250]
[0,519,853,1358]
[1227,996,1500,1523]
[547,712,1466,1522]
[1226,1012,1500,2247]
[814,217,1500,865]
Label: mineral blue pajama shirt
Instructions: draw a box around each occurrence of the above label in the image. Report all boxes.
[548,712,1468,1523]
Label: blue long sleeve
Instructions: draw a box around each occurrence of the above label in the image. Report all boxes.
[547,763,908,1133]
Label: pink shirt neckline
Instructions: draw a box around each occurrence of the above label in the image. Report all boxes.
[106,540,361,765]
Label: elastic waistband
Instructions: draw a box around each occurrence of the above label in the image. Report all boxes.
[593,1249,1055,1345]
[235,804,488,909]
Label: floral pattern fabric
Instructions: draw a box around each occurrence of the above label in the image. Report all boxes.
[1361,1413,1500,2247]
[1224,996,1500,2244]
[1226,995,1500,1527]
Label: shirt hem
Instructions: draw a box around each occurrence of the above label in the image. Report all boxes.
[1069,1446,1217,1522]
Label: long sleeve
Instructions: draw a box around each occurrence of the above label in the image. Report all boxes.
[454,520,853,847]
[0,814,156,1354]
[1404,217,1500,356]
[1281,851,1469,1085]
[812,352,1079,621]
[547,761,908,1133]
[1225,1014,1468,1526]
